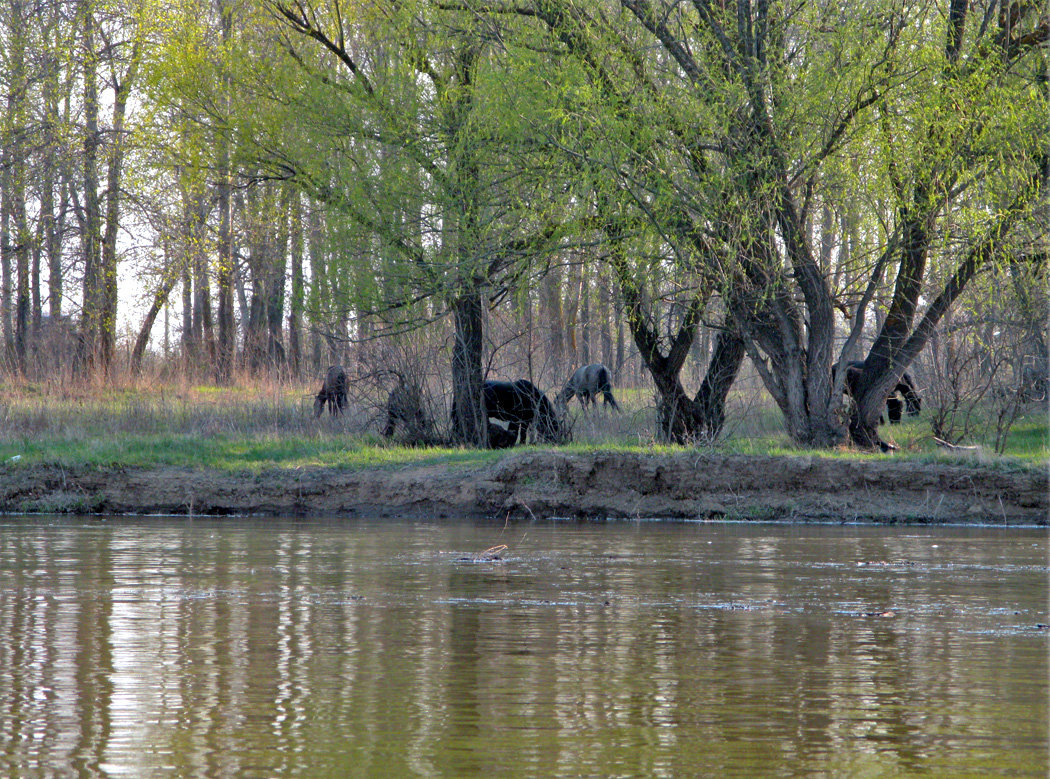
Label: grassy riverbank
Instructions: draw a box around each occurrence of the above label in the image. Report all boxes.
[0,380,1044,522]
[0,378,1046,472]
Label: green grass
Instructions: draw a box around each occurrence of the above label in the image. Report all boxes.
[0,433,509,471]
[0,380,1045,472]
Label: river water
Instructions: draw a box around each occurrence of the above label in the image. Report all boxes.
[0,516,1045,777]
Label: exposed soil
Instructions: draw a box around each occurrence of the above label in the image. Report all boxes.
[1,452,1046,524]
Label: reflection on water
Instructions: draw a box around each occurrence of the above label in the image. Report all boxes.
[0,518,1045,777]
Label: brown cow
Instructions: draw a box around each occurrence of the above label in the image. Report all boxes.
[314,365,348,417]
[382,380,429,439]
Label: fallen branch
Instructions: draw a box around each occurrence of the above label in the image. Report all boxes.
[933,437,981,452]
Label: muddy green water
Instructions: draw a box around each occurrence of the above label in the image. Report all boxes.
[0,517,1045,777]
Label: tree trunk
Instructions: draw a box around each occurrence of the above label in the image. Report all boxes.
[215,180,235,383]
[131,245,181,375]
[30,213,40,334]
[180,263,193,368]
[77,0,102,376]
[41,173,61,319]
[306,204,325,373]
[8,0,28,373]
[851,154,1048,449]
[41,32,66,325]
[614,297,625,380]
[616,250,743,443]
[564,258,581,360]
[692,329,747,441]
[0,177,12,369]
[214,0,235,384]
[648,328,746,444]
[580,264,590,365]
[192,204,216,367]
[451,289,487,447]
[264,193,290,370]
[13,159,28,374]
[598,272,613,369]
[46,50,73,324]
[287,192,304,376]
[542,266,564,366]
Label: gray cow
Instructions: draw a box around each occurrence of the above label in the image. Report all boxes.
[557,363,620,411]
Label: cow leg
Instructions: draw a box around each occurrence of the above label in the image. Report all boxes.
[886,397,903,424]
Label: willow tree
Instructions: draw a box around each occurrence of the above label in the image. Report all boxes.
[440,0,754,444]
[841,0,1049,447]
[248,0,568,445]
[495,0,1047,448]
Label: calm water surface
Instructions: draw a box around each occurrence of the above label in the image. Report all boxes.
[0,517,1045,777]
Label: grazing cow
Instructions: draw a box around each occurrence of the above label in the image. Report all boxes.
[557,363,620,411]
[314,365,348,417]
[484,379,564,444]
[487,422,518,450]
[382,381,431,441]
[834,360,922,424]
[451,379,566,447]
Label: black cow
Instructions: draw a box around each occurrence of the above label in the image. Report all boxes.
[835,360,921,424]
[451,379,565,447]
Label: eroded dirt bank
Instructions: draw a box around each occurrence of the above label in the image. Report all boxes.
[2,452,1046,524]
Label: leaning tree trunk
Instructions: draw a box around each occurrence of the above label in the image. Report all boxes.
[131,241,182,375]
[692,329,747,441]
[851,151,1048,449]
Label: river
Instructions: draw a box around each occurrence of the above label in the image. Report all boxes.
[0,516,1046,777]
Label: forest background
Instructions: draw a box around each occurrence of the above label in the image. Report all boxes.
[0,0,1046,461]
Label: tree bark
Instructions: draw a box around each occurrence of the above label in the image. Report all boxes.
[180,262,193,368]
[451,290,487,447]
[214,0,235,384]
[131,243,181,375]
[1,174,12,369]
[580,264,591,365]
[263,191,290,370]
[287,192,304,376]
[77,0,102,376]
[7,0,28,374]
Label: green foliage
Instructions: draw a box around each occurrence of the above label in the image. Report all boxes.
[206,0,580,335]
